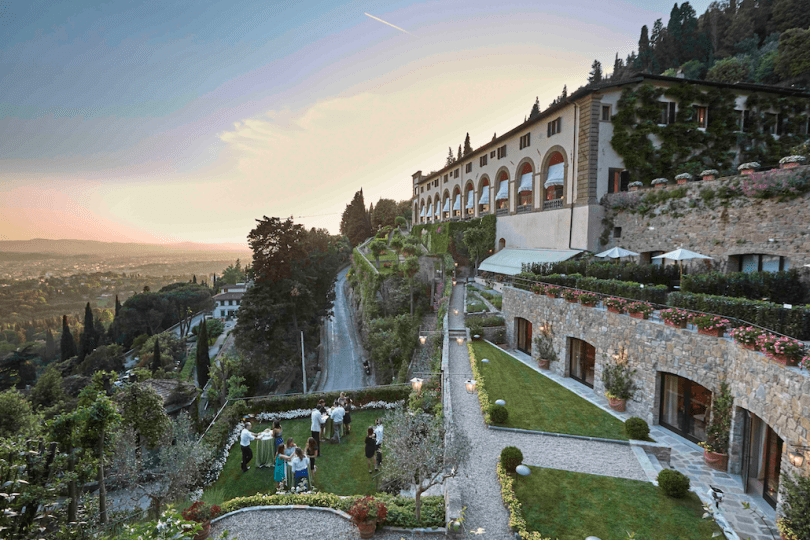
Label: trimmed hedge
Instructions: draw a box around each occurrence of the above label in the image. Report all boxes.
[516,274,667,304]
[681,270,806,305]
[523,260,678,286]
[668,292,810,339]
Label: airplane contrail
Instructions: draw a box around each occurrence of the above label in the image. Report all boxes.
[364,12,414,36]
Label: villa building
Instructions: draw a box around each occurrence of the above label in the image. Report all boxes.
[410,73,810,274]
[213,282,247,319]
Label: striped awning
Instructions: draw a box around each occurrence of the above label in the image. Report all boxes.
[466,190,474,209]
[495,181,509,201]
[442,199,450,213]
[453,194,461,211]
[544,163,564,188]
[518,172,533,193]
[479,187,490,205]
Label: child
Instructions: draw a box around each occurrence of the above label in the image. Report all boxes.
[290,447,310,488]
[284,437,297,457]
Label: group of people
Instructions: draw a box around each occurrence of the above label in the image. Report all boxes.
[237,392,385,490]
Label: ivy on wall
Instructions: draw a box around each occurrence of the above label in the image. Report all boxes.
[611,83,809,184]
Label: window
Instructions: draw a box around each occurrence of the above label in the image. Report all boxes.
[427,183,431,191]
[454,168,459,178]
[659,102,676,125]
[735,254,790,273]
[694,106,708,129]
[613,227,622,238]
[767,113,781,135]
[465,162,472,173]
[490,150,496,158]
[434,179,439,187]
[601,105,611,122]
[607,168,629,193]
[547,117,562,136]
[519,133,531,149]
[742,110,752,133]
[417,187,421,194]
[800,116,809,135]
[443,174,448,183]
[480,155,488,167]
[496,145,507,159]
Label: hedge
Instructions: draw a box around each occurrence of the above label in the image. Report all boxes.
[523,260,678,287]
[221,493,445,529]
[681,270,806,304]
[515,274,667,304]
[668,292,810,339]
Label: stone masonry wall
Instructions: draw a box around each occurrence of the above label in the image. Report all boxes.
[502,286,810,506]
[602,167,810,269]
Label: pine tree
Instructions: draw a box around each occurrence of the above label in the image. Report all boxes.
[492,133,496,141]
[192,275,197,284]
[588,60,603,84]
[60,315,77,361]
[78,302,95,361]
[463,133,473,155]
[446,147,455,166]
[152,339,161,372]
[196,319,210,387]
[45,328,56,361]
[612,52,624,79]
[457,145,462,161]
[529,97,540,119]
[561,85,567,98]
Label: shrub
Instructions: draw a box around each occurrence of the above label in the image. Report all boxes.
[489,404,508,424]
[500,446,523,473]
[657,469,690,498]
[602,362,637,401]
[625,417,650,440]
[681,270,806,304]
[466,319,484,338]
[779,472,810,540]
[576,277,668,304]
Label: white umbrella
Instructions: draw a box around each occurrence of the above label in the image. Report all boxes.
[595,247,639,259]
[651,248,713,261]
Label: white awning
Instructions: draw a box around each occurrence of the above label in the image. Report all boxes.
[419,207,425,217]
[434,201,440,215]
[479,187,490,205]
[466,190,474,209]
[495,181,509,201]
[544,163,564,188]
[518,172,533,193]
[453,194,461,211]
[479,248,581,276]
[442,199,450,213]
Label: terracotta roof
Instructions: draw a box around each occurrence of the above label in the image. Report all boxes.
[213,291,244,300]
[142,378,197,414]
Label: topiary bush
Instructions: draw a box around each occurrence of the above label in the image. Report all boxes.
[625,417,650,440]
[500,446,523,473]
[489,404,508,424]
[657,469,690,498]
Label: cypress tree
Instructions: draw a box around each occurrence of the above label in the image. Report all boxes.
[192,274,197,284]
[529,97,540,119]
[446,147,455,166]
[45,328,56,361]
[60,315,77,361]
[463,133,473,155]
[114,295,121,317]
[588,60,603,84]
[152,338,161,372]
[196,319,210,387]
[78,302,95,361]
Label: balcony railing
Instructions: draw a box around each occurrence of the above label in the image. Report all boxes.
[479,210,490,216]
[543,198,564,210]
[516,204,532,214]
[496,208,509,217]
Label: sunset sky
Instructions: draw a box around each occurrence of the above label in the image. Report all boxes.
[0,0,713,245]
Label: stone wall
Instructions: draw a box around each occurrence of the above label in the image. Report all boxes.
[502,285,810,507]
[602,168,810,269]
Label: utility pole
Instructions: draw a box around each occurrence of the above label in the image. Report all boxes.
[301,331,307,394]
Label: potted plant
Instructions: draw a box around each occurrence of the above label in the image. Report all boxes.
[544,285,561,298]
[779,155,806,170]
[602,360,637,412]
[756,333,804,367]
[348,496,388,538]
[700,169,719,181]
[801,355,809,370]
[777,472,810,540]
[675,172,692,185]
[604,297,628,314]
[531,283,545,295]
[561,289,581,303]
[626,302,653,320]
[628,181,643,192]
[690,314,730,338]
[652,177,669,189]
[533,332,558,370]
[728,326,764,350]
[181,501,221,540]
[579,292,600,307]
[660,308,690,329]
[699,381,732,472]
[738,161,760,175]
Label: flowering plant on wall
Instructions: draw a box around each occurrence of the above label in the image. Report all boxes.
[700,169,719,177]
[626,302,653,316]
[651,177,669,186]
[800,355,809,370]
[544,285,561,297]
[561,289,581,302]
[530,283,545,295]
[728,326,764,347]
[689,314,729,331]
[578,292,600,306]
[660,308,690,326]
[675,173,692,181]
[604,297,628,312]
[756,333,804,363]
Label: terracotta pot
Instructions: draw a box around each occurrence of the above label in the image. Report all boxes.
[741,168,755,175]
[581,301,597,307]
[741,343,757,351]
[607,306,624,314]
[628,311,649,320]
[702,174,716,181]
[781,162,799,170]
[655,183,667,189]
[355,520,377,539]
[537,358,550,370]
[665,319,687,329]
[546,292,559,298]
[677,178,688,185]
[608,397,626,412]
[698,327,724,338]
[703,449,729,472]
[565,297,578,303]
[768,353,799,367]
[193,521,211,540]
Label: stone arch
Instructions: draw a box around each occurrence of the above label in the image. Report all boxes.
[494,167,510,211]
[477,174,490,194]
[498,237,506,250]
[540,145,569,205]
[433,194,441,220]
[478,175,491,215]
[464,181,475,218]
[514,157,536,209]
[452,185,462,218]
[442,189,451,220]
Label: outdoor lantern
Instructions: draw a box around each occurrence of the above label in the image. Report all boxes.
[419,335,427,345]
[456,336,464,345]
[455,262,458,267]
[453,309,459,315]
[788,446,807,467]
[453,279,457,285]
[465,379,476,393]
[410,378,424,392]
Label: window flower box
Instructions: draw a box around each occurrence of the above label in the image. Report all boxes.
[660,308,689,328]
[628,181,643,192]
[690,314,729,338]
[544,285,561,298]
[626,302,653,319]
[675,173,692,185]
[756,333,804,367]
[651,178,669,189]
[579,292,600,307]
[738,162,760,175]
[561,289,581,303]
[530,283,545,295]
[778,155,806,170]
[603,297,628,313]
[700,169,719,181]
[728,326,763,349]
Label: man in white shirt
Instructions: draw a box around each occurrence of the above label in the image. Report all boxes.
[374,419,384,466]
[310,406,326,456]
[330,400,345,444]
[240,421,259,472]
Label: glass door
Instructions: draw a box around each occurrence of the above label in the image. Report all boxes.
[659,373,712,443]
[569,338,595,388]
[516,318,532,355]
[744,412,782,509]
[763,425,783,508]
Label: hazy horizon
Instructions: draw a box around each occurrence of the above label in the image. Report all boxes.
[1,0,713,245]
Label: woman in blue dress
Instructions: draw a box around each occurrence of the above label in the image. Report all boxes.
[274,443,291,490]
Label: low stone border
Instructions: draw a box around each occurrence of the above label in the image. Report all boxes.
[487,424,630,446]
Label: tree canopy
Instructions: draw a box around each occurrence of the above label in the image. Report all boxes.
[340,189,373,247]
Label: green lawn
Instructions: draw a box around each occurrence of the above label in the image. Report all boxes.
[206,409,388,502]
[466,300,486,312]
[472,342,628,440]
[514,467,721,540]
[478,289,503,309]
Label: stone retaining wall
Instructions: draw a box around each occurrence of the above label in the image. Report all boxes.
[503,286,810,508]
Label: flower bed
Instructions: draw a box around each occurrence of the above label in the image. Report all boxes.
[496,462,549,540]
[603,297,628,313]
[660,308,690,328]
[561,289,581,303]
[756,334,805,366]
[578,292,600,306]
[729,326,764,348]
[689,314,729,337]
[468,342,492,424]
[626,301,653,319]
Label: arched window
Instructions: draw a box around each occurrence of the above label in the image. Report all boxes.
[452,187,462,218]
[418,202,425,223]
[442,193,451,220]
[433,197,441,221]
[495,171,509,212]
[517,163,534,210]
[498,238,506,250]
[544,152,565,208]
[465,183,475,218]
[479,178,490,215]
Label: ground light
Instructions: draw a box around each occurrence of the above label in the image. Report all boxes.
[456,337,464,345]
[465,379,476,393]
[453,309,459,315]
[410,377,424,392]
[515,465,531,476]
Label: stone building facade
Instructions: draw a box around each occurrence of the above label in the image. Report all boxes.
[503,285,810,511]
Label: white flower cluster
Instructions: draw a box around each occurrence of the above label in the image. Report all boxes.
[651,178,669,185]
[779,155,807,165]
[189,488,204,502]
[201,421,243,485]
[628,181,644,188]
[700,169,719,176]
[738,162,760,170]
[675,173,692,181]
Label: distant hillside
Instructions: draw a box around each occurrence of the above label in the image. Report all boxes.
[0,238,251,257]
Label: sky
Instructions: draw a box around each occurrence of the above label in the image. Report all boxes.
[0,0,714,246]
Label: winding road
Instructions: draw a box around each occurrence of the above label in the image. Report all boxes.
[319,267,369,392]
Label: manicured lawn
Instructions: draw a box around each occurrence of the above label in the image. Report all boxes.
[472,341,628,440]
[478,289,503,309]
[206,409,387,502]
[466,299,486,312]
[514,467,721,540]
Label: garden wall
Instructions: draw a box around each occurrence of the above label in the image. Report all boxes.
[502,286,810,505]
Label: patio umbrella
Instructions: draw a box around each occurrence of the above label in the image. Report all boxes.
[652,248,713,279]
[595,247,639,259]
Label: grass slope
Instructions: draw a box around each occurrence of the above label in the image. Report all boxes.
[514,467,721,540]
[206,409,387,501]
[472,341,628,440]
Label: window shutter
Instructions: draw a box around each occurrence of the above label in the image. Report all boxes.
[668,102,676,125]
